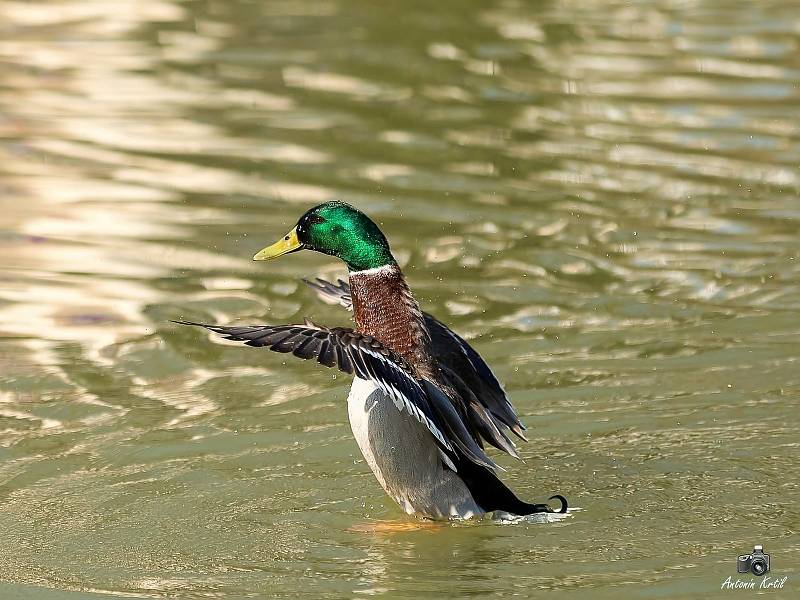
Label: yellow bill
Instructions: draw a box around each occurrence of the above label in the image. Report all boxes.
[253,226,303,260]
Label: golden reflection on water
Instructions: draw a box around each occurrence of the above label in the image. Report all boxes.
[1,0,799,598]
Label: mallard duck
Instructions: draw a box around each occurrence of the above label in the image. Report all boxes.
[177,201,567,520]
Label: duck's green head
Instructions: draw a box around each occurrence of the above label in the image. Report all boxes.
[253,201,396,272]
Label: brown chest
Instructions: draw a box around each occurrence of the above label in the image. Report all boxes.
[349,266,431,367]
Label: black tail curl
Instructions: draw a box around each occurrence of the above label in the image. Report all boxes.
[453,455,568,516]
[550,494,569,513]
[520,494,568,515]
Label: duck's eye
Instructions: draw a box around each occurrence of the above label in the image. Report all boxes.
[306,214,326,226]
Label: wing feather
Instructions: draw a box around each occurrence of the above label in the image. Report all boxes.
[300,278,527,452]
[425,315,527,441]
[302,277,353,310]
[172,320,500,469]
[317,338,335,367]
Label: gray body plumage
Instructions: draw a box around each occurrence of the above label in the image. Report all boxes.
[347,377,483,519]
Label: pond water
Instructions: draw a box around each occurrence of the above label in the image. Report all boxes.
[0,0,798,598]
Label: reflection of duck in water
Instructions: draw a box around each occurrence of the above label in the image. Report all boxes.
[177,201,567,520]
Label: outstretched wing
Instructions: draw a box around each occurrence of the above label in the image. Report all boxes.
[424,315,527,441]
[303,278,352,310]
[303,278,527,441]
[173,320,498,471]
